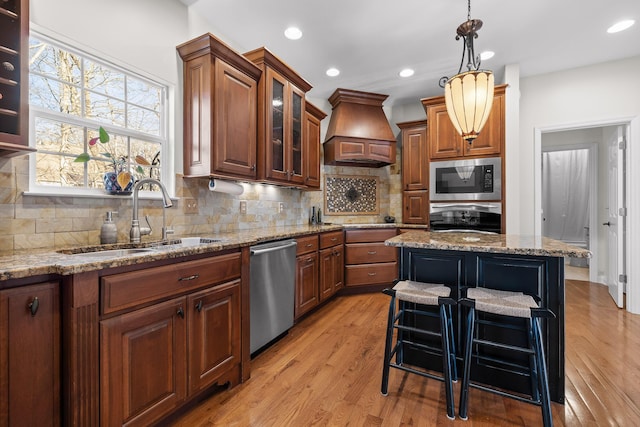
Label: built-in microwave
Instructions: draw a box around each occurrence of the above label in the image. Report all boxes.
[429,157,501,201]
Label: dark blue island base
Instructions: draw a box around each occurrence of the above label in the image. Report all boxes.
[397,247,565,403]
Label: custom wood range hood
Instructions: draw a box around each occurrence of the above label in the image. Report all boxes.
[323,88,396,168]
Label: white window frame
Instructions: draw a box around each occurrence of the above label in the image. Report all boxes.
[27,30,173,199]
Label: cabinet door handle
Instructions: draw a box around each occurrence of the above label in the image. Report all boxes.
[177,307,185,319]
[179,274,199,282]
[368,251,377,255]
[195,300,203,312]
[250,164,256,171]
[28,297,39,316]
[368,272,377,276]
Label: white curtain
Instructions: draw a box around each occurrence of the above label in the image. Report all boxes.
[542,149,590,245]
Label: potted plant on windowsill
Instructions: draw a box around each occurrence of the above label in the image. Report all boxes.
[74,127,149,195]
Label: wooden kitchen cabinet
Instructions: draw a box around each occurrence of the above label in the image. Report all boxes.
[303,101,327,189]
[319,231,344,301]
[99,252,243,427]
[398,120,429,225]
[344,228,398,288]
[0,281,60,427]
[0,0,35,157]
[422,85,506,160]
[402,190,429,224]
[295,234,319,319]
[244,47,313,186]
[177,33,262,180]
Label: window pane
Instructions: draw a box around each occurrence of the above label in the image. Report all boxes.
[30,75,82,115]
[131,139,161,184]
[127,105,160,135]
[29,38,82,85]
[35,153,85,187]
[127,77,161,110]
[84,60,125,100]
[35,118,85,156]
[85,91,126,127]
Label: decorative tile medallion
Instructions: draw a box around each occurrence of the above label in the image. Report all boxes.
[325,175,379,215]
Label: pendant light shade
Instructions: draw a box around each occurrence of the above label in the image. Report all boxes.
[444,70,495,142]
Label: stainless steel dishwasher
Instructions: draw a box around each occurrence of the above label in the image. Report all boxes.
[249,239,297,354]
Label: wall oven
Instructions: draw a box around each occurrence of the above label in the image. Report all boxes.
[429,202,502,234]
[430,157,501,201]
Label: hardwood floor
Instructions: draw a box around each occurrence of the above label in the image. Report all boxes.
[168,280,640,426]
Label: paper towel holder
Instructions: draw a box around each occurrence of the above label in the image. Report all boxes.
[208,178,244,195]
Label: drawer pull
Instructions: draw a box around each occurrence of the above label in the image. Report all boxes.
[27,297,39,316]
[368,251,377,255]
[306,243,313,247]
[368,272,377,276]
[331,237,337,241]
[179,274,199,282]
[177,306,185,319]
[306,257,313,263]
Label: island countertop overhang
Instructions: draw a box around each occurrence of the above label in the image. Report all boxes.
[385,231,592,259]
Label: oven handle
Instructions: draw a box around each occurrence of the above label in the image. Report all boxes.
[430,203,502,214]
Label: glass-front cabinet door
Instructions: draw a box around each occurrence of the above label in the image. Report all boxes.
[266,67,305,184]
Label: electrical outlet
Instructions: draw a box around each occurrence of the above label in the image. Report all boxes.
[184,198,198,214]
[240,200,247,214]
[279,202,285,213]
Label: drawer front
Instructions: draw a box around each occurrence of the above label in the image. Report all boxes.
[102,252,242,314]
[345,228,397,243]
[296,235,319,255]
[345,262,398,286]
[345,243,397,264]
[319,231,344,249]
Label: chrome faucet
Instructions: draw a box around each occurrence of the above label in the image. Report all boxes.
[130,178,174,243]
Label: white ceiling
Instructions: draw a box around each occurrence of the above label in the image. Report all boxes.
[180,0,640,107]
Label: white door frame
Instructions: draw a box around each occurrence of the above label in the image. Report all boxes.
[540,142,598,283]
[533,116,640,314]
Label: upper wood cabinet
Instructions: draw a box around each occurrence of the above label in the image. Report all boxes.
[0,0,35,157]
[421,84,506,160]
[178,33,262,180]
[244,48,312,186]
[399,120,428,191]
[304,101,327,190]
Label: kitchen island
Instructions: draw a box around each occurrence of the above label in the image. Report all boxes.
[385,231,591,403]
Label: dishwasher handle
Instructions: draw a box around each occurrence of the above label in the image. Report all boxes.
[250,241,297,256]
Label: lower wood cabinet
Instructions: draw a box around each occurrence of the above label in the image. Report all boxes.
[0,281,60,427]
[99,252,242,427]
[295,235,319,319]
[319,231,344,301]
[345,228,398,287]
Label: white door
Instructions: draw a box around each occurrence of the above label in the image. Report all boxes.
[606,126,625,307]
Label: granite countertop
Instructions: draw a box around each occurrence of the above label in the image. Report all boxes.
[385,230,592,258]
[0,224,343,281]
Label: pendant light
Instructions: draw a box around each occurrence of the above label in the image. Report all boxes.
[440,0,494,143]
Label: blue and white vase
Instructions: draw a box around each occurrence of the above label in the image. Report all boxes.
[103,171,133,195]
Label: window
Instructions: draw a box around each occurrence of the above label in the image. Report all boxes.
[28,33,168,195]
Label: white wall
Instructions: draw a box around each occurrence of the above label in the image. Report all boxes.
[31,0,191,177]
[517,55,640,234]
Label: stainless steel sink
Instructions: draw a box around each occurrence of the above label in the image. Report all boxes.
[65,248,156,258]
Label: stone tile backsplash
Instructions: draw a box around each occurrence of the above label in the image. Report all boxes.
[0,144,402,253]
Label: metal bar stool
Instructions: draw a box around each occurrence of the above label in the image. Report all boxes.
[458,287,555,427]
[381,280,457,420]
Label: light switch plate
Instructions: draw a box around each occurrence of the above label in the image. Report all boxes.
[240,200,247,214]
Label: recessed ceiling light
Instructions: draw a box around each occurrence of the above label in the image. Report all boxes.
[326,67,340,77]
[284,27,302,40]
[607,19,635,33]
[399,68,414,78]
[480,51,495,61]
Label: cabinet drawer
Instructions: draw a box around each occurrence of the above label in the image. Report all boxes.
[101,252,241,314]
[296,235,318,255]
[345,228,397,243]
[319,231,344,249]
[345,262,398,286]
[345,243,397,264]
